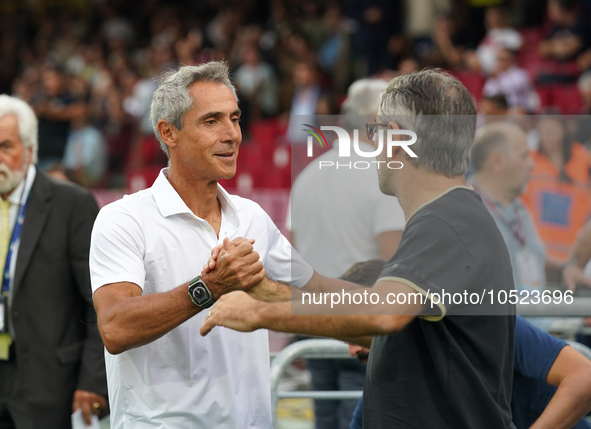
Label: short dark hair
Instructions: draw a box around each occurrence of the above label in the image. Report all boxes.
[482,94,508,110]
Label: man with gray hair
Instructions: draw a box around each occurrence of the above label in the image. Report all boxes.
[202,69,517,428]
[90,61,313,427]
[0,95,107,428]
[288,78,405,429]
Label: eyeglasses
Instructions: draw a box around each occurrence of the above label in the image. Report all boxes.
[365,122,389,142]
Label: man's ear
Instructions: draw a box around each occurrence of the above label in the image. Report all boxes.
[157,120,178,150]
[387,120,403,158]
[488,150,506,173]
[387,121,400,131]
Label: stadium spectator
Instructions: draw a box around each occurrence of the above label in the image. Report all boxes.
[468,6,522,75]
[404,0,451,44]
[538,0,590,61]
[62,101,108,187]
[432,13,474,68]
[482,48,539,111]
[317,5,351,93]
[287,61,322,143]
[480,93,509,116]
[522,116,591,261]
[349,0,404,75]
[29,65,86,167]
[435,6,522,74]
[288,78,405,429]
[233,43,279,130]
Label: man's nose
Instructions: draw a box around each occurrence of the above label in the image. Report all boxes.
[222,119,240,142]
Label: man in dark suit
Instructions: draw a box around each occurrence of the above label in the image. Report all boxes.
[0,95,107,428]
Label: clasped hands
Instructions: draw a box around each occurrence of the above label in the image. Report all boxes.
[200,237,265,299]
[199,237,267,335]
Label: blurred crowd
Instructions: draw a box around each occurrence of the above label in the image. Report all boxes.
[2,0,591,188]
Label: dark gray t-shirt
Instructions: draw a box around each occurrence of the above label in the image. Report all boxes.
[364,187,516,429]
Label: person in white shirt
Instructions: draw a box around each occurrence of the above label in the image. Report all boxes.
[464,6,523,75]
[288,78,405,429]
[90,61,314,428]
[482,48,539,111]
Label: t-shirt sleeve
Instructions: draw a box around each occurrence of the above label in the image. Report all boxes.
[89,202,146,293]
[260,206,313,288]
[377,214,476,318]
[514,316,567,381]
[372,193,405,235]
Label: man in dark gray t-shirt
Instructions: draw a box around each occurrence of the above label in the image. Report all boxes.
[366,187,515,428]
[200,69,516,429]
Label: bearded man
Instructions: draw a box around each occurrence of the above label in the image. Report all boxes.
[0,95,107,429]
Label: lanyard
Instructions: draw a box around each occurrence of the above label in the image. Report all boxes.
[471,180,526,248]
[1,174,30,294]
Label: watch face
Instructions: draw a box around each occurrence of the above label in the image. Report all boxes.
[189,277,213,308]
[192,286,209,303]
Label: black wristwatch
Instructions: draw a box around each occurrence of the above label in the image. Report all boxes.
[188,275,214,309]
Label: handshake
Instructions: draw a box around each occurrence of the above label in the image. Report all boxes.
[200,237,268,300]
[198,237,295,336]
[198,236,287,336]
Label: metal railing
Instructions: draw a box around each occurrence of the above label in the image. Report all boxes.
[270,339,362,427]
[269,297,591,427]
[517,297,591,317]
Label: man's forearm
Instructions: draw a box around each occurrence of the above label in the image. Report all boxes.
[531,377,591,429]
[254,299,412,340]
[95,282,201,355]
[247,278,292,302]
[257,276,422,337]
[201,277,423,340]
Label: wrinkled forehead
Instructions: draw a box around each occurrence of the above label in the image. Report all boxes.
[187,81,239,115]
[0,114,20,136]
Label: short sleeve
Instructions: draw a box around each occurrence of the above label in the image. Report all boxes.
[372,193,405,235]
[90,203,146,293]
[514,316,567,381]
[377,214,476,316]
[260,207,313,288]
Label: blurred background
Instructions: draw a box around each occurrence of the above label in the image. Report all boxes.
[2,0,591,201]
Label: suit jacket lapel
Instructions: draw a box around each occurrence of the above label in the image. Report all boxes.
[13,170,52,295]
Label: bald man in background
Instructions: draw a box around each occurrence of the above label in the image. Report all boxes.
[470,122,590,297]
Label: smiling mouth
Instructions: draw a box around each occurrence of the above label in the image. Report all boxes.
[214,152,235,158]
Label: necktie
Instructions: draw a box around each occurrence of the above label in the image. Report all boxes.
[0,199,11,277]
[0,199,12,360]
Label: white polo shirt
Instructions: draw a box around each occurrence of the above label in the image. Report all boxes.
[90,169,313,428]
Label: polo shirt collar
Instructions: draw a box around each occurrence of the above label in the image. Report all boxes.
[151,168,240,227]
